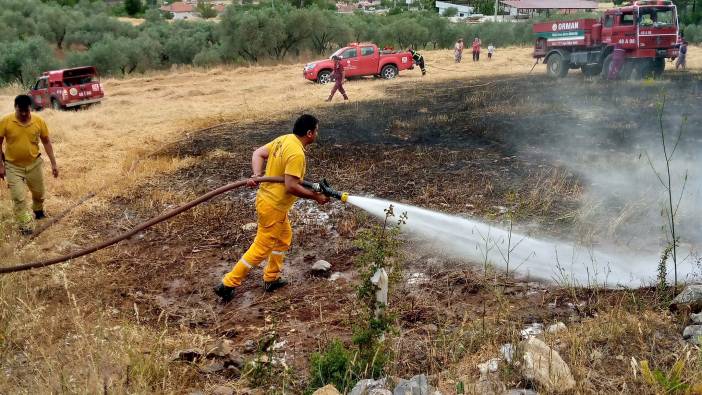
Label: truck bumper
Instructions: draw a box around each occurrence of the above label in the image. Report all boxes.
[303,70,317,81]
[65,98,103,108]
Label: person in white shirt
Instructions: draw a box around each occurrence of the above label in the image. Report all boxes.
[488,44,495,60]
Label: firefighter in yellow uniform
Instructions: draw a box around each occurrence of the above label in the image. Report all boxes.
[0,95,59,235]
[214,114,329,303]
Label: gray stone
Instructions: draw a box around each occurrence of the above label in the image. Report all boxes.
[243,339,257,353]
[313,384,342,395]
[691,312,702,324]
[350,378,388,395]
[670,285,702,311]
[170,348,203,362]
[393,374,433,395]
[472,375,505,395]
[212,385,234,395]
[200,361,225,373]
[504,390,539,395]
[312,260,332,271]
[682,325,702,345]
[521,337,575,393]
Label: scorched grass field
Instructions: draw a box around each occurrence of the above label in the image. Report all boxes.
[1,47,702,394]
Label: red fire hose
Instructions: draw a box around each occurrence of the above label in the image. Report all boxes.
[0,176,285,275]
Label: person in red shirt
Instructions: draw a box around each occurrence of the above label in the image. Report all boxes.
[472,37,481,62]
[326,56,348,102]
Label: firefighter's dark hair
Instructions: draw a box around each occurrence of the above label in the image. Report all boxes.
[14,94,33,110]
[293,114,318,136]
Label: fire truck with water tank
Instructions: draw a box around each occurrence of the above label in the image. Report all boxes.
[533,0,680,79]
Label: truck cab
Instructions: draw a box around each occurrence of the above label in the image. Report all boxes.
[29,66,105,110]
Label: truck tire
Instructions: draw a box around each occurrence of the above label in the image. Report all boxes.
[317,70,332,84]
[546,53,569,78]
[601,54,613,79]
[380,64,398,80]
[653,58,665,77]
[633,60,655,80]
[581,64,602,77]
[51,98,62,111]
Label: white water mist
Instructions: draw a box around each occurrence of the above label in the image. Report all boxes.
[346,196,698,288]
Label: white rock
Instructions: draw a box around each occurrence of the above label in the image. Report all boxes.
[520,323,544,339]
[521,337,575,393]
[546,322,567,334]
[329,272,343,282]
[241,222,257,232]
[312,260,332,271]
[478,358,500,375]
[691,312,702,324]
[500,343,515,363]
[407,272,430,285]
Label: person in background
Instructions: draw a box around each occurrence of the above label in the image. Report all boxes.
[472,37,481,62]
[487,43,495,60]
[676,40,687,70]
[326,55,348,102]
[408,48,426,76]
[454,38,464,63]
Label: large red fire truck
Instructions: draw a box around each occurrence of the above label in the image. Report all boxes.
[533,0,680,79]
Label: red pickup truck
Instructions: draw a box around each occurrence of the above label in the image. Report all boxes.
[303,43,415,83]
[29,66,105,110]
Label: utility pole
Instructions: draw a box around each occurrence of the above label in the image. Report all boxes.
[494,0,498,19]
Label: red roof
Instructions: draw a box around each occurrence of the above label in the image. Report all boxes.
[160,2,194,13]
[500,0,597,9]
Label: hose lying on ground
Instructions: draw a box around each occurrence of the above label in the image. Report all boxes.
[1,176,285,275]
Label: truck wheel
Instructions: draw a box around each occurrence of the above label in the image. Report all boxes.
[546,53,569,78]
[653,58,665,78]
[601,54,613,79]
[51,98,61,111]
[380,64,398,80]
[317,70,332,84]
[633,60,655,80]
[581,64,602,77]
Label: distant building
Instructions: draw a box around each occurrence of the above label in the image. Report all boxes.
[499,0,597,18]
[160,1,228,20]
[435,1,474,19]
[160,2,196,19]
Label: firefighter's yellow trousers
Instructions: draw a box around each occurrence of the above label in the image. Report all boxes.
[5,157,45,230]
[222,198,292,287]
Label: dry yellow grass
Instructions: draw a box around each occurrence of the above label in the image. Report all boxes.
[1,46,701,393]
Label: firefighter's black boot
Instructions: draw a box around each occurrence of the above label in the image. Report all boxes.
[34,210,46,220]
[213,283,235,303]
[263,278,289,293]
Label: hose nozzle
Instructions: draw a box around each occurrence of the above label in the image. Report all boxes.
[302,179,348,202]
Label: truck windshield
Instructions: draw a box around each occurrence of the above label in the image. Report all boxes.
[638,7,675,27]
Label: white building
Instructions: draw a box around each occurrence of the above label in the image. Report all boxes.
[435,1,474,19]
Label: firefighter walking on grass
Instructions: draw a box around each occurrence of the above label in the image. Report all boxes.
[0,95,59,235]
[214,114,329,303]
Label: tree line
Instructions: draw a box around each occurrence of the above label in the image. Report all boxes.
[1,0,699,86]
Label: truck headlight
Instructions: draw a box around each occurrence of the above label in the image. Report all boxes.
[304,63,316,71]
